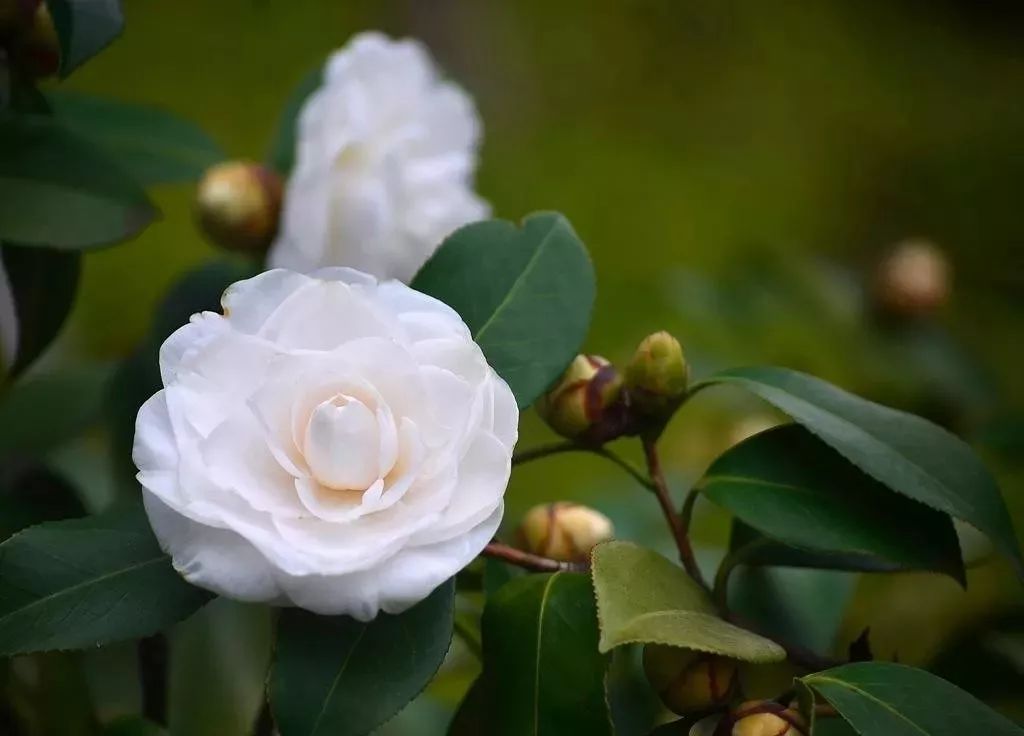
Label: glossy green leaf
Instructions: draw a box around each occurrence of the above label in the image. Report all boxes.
[49,91,224,185]
[0,114,157,249]
[803,662,1024,736]
[481,572,611,736]
[0,364,112,460]
[47,0,125,77]
[412,212,596,408]
[1,242,80,377]
[591,541,785,662]
[169,599,272,736]
[271,579,455,736]
[447,677,491,736]
[606,646,662,736]
[0,504,210,655]
[703,424,965,581]
[267,65,322,174]
[695,366,1023,577]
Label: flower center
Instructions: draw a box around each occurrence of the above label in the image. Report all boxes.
[303,394,380,491]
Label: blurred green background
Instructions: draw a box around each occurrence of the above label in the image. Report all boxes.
[32,0,1024,732]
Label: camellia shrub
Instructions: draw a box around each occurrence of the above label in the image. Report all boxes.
[1,6,1023,736]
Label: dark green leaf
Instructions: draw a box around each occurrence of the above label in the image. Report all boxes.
[606,646,662,736]
[0,114,157,249]
[447,677,491,736]
[47,0,125,77]
[49,91,224,185]
[271,579,455,736]
[169,599,272,736]
[0,465,86,543]
[694,366,1023,577]
[481,572,611,736]
[804,662,1024,735]
[703,424,965,581]
[591,541,785,662]
[0,364,112,460]
[412,212,596,408]
[1,242,80,377]
[0,504,210,655]
[267,65,323,174]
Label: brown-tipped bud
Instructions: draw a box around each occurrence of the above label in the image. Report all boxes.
[518,502,614,562]
[196,161,283,254]
[624,331,688,420]
[873,238,951,319]
[730,701,807,736]
[643,647,737,715]
[8,2,58,79]
[534,354,623,440]
[0,0,39,41]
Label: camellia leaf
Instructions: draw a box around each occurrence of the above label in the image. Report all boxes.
[481,572,612,736]
[802,662,1024,736]
[447,677,491,736]
[48,91,225,185]
[591,541,785,662]
[412,212,596,408]
[1,242,80,377]
[271,579,455,736]
[693,366,1024,578]
[103,717,166,736]
[0,504,210,655]
[0,364,112,460]
[702,424,965,582]
[0,114,157,249]
[47,0,125,77]
[266,65,323,175]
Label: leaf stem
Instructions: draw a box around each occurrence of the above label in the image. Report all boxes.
[642,438,706,588]
[712,538,772,611]
[481,542,587,573]
[512,441,655,492]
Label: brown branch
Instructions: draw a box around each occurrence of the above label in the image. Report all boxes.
[482,542,587,573]
[643,438,707,588]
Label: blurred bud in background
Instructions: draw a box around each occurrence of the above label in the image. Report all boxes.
[535,354,623,441]
[729,701,807,736]
[624,331,689,422]
[196,161,283,255]
[518,502,613,562]
[6,1,57,79]
[872,238,951,319]
[643,646,737,714]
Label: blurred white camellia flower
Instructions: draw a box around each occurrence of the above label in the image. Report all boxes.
[268,32,490,282]
[133,268,517,620]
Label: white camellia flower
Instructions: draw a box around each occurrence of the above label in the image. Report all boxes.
[133,268,517,621]
[267,32,489,283]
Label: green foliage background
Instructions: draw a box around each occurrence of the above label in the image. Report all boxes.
[37,0,1024,731]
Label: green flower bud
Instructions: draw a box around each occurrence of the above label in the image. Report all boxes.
[518,502,614,562]
[8,2,58,79]
[873,238,950,319]
[643,646,737,715]
[534,354,622,440]
[730,701,807,736]
[196,161,283,254]
[624,331,688,419]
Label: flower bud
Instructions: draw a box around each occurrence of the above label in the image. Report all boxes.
[8,2,58,79]
[624,331,688,419]
[730,701,807,736]
[534,355,623,440]
[643,646,737,715]
[196,161,283,254]
[518,502,613,562]
[872,238,950,319]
